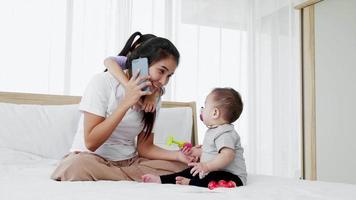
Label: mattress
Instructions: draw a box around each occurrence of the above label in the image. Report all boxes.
[1,148,356,200]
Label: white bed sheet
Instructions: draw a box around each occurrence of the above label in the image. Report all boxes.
[1,148,356,200]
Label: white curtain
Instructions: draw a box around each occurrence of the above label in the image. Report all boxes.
[0,0,132,95]
[165,0,301,178]
[68,0,133,95]
[246,0,301,177]
[0,0,66,94]
[0,0,301,178]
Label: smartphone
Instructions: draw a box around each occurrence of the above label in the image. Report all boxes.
[131,57,150,92]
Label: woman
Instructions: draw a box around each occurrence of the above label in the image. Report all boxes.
[51,37,192,181]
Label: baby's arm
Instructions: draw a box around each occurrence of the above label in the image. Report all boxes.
[189,148,235,178]
[104,57,129,88]
[142,85,166,112]
[205,148,235,171]
[142,89,161,112]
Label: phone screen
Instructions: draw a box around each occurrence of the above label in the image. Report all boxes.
[131,57,150,92]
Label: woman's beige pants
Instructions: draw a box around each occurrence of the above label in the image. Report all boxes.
[51,151,187,181]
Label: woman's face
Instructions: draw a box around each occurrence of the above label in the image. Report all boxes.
[148,56,177,88]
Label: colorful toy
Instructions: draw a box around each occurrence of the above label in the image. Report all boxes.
[166,136,192,149]
[208,180,237,190]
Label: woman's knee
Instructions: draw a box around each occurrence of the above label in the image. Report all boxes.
[51,152,99,181]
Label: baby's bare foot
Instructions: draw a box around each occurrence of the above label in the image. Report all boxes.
[142,174,161,183]
[175,176,191,185]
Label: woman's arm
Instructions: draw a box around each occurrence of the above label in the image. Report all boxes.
[137,132,192,164]
[84,72,152,152]
[104,57,130,88]
[83,102,131,152]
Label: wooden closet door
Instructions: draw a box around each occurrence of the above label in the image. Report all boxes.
[298,0,356,184]
[314,0,356,184]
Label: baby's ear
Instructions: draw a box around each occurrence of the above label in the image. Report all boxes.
[213,108,220,119]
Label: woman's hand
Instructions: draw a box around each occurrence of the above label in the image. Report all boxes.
[176,150,196,164]
[181,145,202,162]
[122,70,152,108]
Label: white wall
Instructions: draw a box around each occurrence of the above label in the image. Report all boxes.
[315,0,356,184]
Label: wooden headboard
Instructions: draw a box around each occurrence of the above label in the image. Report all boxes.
[0,91,198,145]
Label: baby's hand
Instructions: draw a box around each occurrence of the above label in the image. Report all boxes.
[142,85,161,113]
[142,94,156,113]
[188,162,210,179]
[132,99,143,111]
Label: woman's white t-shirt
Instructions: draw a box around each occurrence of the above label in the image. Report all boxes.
[71,72,160,161]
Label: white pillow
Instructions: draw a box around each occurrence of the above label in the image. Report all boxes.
[0,102,193,160]
[0,103,80,159]
[153,107,193,150]
[70,107,194,152]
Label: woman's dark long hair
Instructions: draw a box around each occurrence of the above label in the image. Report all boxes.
[118,32,156,56]
[126,37,180,139]
[104,32,156,72]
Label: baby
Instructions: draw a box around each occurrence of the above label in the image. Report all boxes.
[142,87,247,188]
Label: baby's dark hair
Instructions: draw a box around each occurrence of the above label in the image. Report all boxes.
[211,88,243,123]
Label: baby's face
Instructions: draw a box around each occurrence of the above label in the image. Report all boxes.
[200,93,217,126]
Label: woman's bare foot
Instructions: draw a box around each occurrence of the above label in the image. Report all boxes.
[142,174,161,183]
[175,176,191,185]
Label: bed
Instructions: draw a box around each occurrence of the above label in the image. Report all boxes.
[1,92,356,200]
